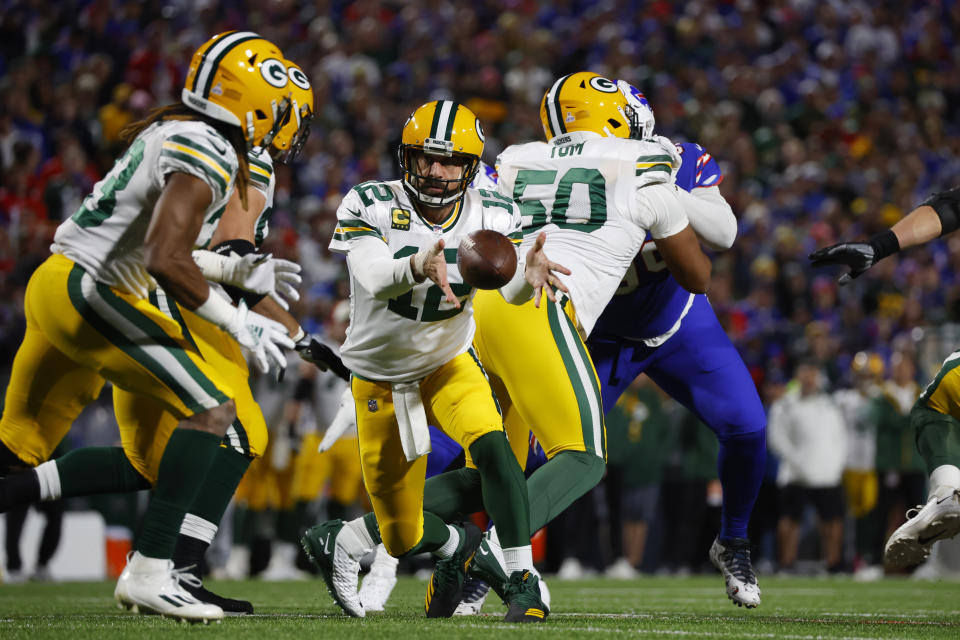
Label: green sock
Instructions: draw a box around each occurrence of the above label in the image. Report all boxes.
[395,511,451,557]
[187,446,250,524]
[423,467,483,521]
[912,405,960,473]
[525,450,605,532]
[54,447,150,496]
[327,499,349,521]
[363,511,382,545]
[293,500,312,537]
[469,432,529,548]
[135,429,221,559]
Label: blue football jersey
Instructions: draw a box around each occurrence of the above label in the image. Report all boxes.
[594,142,723,341]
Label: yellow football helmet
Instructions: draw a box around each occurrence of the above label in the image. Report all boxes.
[266,59,314,163]
[182,31,292,150]
[398,100,484,207]
[540,71,633,141]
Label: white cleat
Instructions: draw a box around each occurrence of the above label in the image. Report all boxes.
[301,520,366,617]
[885,488,960,568]
[453,575,490,616]
[114,551,223,623]
[709,538,761,609]
[358,544,399,612]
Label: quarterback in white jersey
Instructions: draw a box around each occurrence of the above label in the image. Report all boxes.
[303,100,558,623]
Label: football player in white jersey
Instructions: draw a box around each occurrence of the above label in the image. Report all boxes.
[0,58,318,615]
[0,32,296,622]
[417,72,711,609]
[300,100,565,623]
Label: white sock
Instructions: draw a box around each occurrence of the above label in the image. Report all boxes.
[179,514,218,544]
[929,464,960,500]
[35,461,61,501]
[488,526,500,549]
[434,525,461,559]
[345,517,376,554]
[502,545,533,574]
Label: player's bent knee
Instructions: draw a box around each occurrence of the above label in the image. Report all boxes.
[179,399,236,437]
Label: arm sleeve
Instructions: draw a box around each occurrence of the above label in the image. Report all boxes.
[346,237,419,301]
[675,185,737,251]
[158,127,236,204]
[633,182,690,240]
[330,189,418,300]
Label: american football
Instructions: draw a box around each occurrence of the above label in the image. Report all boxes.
[457,229,518,290]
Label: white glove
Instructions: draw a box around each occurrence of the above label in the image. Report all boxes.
[194,293,294,374]
[318,387,356,452]
[651,135,682,178]
[192,249,302,310]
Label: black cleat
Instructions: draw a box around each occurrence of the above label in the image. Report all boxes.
[503,570,548,623]
[425,523,482,618]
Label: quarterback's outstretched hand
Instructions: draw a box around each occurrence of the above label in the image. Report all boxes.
[411,239,460,308]
[524,231,572,307]
[809,241,878,285]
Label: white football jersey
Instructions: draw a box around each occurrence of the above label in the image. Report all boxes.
[247,147,276,247]
[53,119,238,298]
[496,131,688,336]
[329,180,523,382]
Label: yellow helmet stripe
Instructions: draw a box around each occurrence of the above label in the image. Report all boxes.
[193,31,260,98]
[544,74,572,138]
[429,100,458,141]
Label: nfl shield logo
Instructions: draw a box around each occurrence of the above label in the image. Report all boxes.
[367,399,378,413]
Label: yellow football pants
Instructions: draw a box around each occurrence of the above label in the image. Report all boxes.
[0,255,233,466]
[471,289,605,467]
[112,289,267,484]
[353,350,503,556]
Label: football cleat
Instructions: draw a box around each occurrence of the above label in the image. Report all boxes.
[885,488,960,568]
[709,538,761,608]
[453,574,490,616]
[503,570,548,623]
[358,544,399,612]
[425,523,482,618]
[174,565,253,615]
[465,537,508,602]
[301,520,365,617]
[115,552,223,623]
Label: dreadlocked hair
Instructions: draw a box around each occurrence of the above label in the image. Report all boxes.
[119,103,250,208]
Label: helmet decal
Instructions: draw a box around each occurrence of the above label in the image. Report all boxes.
[288,66,311,90]
[260,58,289,88]
[475,118,485,143]
[588,76,618,92]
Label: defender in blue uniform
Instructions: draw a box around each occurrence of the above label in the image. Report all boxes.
[587,82,765,608]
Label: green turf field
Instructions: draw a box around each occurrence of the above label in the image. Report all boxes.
[1,575,960,639]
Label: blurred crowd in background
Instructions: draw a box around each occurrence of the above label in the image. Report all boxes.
[2,0,960,580]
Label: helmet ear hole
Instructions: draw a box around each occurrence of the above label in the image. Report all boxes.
[255,109,267,120]
[607,119,622,129]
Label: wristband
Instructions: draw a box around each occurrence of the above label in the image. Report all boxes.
[868,229,900,261]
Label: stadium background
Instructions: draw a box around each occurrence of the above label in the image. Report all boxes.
[1,0,960,579]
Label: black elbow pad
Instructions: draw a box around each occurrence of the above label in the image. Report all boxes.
[923,188,960,236]
[210,239,267,307]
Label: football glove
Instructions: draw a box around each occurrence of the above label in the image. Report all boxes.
[193,249,302,310]
[295,336,351,381]
[809,242,878,285]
